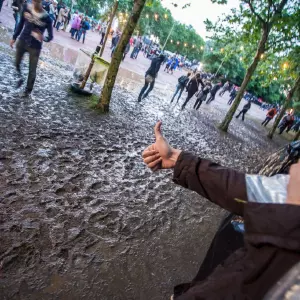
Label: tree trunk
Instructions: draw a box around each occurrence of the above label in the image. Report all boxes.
[267,75,300,139]
[99,1,118,57]
[97,0,147,112]
[218,27,270,132]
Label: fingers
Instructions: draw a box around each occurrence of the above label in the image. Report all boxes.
[142,149,157,159]
[143,153,161,164]
[148,157,162,169]
[154,121,163,140]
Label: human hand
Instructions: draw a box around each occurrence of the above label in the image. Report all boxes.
[10,40,15,48]
[287,161,300,206]
[142,121,182,171]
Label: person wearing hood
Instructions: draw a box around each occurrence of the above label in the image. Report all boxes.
[181,73,204,110]
[138,54,165,102]
[235,101,251,121]
[10,0,53,97]
[142,121,300,300]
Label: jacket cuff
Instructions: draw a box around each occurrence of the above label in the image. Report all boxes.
[245,203,300,251]
[173,151,198,187]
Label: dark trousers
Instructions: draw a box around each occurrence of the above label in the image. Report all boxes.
[228,95,235,105]
[71,28,78,38]
[181,91,195,110]
[100,32,105,45]
[138,79,155,100]
[194,95,206,110]
[236,109,247,121]
[130,47,138,58]
[56,21,61,30]
[15,40,41,92]
[171,85,184,103]
[77,29,86,43]
[262,117,272,126]
[122,52,128,61]
[0,0,4,12]
[206,93,215,104]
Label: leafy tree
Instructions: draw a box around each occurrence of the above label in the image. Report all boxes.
[97,0,147,112]
[206,0,296,132]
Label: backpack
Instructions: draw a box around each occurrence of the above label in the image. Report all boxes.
[178,76,187,85]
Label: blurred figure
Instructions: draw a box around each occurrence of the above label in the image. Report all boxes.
[70,10,80,39]
[77,16,90,44]
[228,87,238,105]
[10,0,53,97]
[55,4,65,31]
[170,72,191,104]
[181,73,204,110]
[48,0,56,23]
[279,112,295,134]
[235,101,251,121]
[138,54,165,102]
[11,0,23,31]
[261,106,277,126]
[194,81,212,110]
[123,41,131,61]
[99,22,107,45]
[206,82,222,104]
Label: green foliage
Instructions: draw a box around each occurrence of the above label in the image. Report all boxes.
[204,0,299,105]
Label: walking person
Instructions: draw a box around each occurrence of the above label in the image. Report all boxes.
[10,0,53,97]
[130,36,141,59]
[219,81,231,97]
[261,106,277,126]
[55,4,65,31]
[228,87,238,105]
[11,0,23,31]
[48,0,56,23]
[111,32,120,55]
[122,41,131,61]
[70,11,80,39]
[77,16,90,44]
[99,22,107,45]
[170,72,191,104]
[206,82,221,104]
[181,73,204,110]
[279,112,295,134]
[235,101,251,121]
[138,54,165,102]
[193,81,212,110]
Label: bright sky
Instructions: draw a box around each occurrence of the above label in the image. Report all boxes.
[161,0,240,39]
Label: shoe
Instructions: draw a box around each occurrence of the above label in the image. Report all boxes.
[138,96,142,102]
[19,89,31,98]
[142,94,148,99]
[16,78,24,88]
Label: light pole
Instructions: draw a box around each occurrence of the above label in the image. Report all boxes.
[162,3,190,51]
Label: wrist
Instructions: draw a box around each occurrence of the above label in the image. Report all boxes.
[170,148,182,168]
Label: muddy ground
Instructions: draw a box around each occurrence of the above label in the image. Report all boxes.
[0,35,287,300]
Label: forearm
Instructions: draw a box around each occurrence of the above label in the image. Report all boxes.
[173,151,247,216]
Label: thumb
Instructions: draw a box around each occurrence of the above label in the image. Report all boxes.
[154,121,163,140]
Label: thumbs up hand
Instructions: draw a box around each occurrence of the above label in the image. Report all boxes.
[142,121,182,171]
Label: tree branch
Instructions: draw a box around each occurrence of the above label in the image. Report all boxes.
[244,0,266,25]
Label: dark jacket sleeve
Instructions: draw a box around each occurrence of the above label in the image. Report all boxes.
[173,151,247,216]
[44,16,53,42]
[13,4,26,40]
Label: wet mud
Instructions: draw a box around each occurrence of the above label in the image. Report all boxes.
[0,41,286,300]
